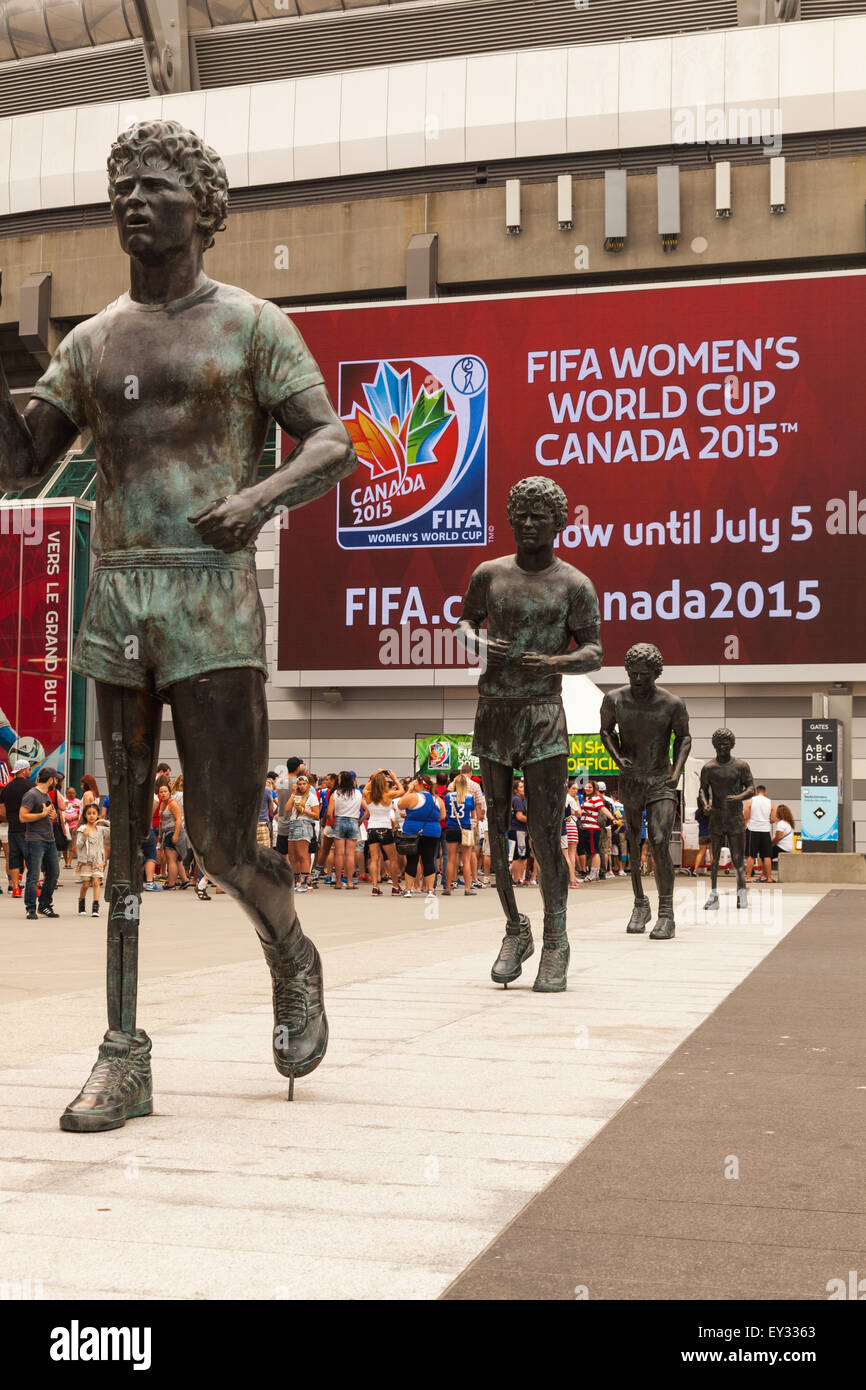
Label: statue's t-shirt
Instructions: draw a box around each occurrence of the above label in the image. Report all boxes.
[461,555,601,700]
[32,278,324,555]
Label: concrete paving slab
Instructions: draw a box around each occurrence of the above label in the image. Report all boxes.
[443,891,866,1301]
[0,879,830,1299]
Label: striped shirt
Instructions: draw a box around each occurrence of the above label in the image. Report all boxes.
[0,762,10,787]
[579,794,605,830]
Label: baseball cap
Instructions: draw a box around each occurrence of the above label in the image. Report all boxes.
[597,781,606,791]
[286,757,303,773]
[37,765,59,781]
[12,758,31,773]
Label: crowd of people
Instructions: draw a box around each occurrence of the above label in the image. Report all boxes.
[262,763,667,896]
[0,754,796,916]
[0,761,108,918]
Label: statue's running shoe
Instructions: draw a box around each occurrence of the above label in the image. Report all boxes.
[626,898,652,933]
[491,915,534,985]
[649,915,675,940]
[59,1030,153,1133]
[262,936,329,1084]
[532,936,570,993]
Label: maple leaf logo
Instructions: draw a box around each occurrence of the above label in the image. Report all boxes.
[344,362,453,485]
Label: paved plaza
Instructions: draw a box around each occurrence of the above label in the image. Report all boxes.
[1,876,860,1302]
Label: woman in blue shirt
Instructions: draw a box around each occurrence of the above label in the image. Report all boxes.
[396,775,444,898]
[443,774,477,897]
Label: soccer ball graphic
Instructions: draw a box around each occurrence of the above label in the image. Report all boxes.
[9,737,45,768]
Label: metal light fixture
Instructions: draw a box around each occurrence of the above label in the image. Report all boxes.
[557,174,573,231]
[715,161,732,219]
[657,165,680,253]
[506,179,522,236]
[770,156,786,214]
[603,169,627,253]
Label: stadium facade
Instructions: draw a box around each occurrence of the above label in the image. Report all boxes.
[1,0,865,848]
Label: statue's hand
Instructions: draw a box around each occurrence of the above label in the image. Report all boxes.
[188,493,265,553]
[485,636,510,665]
[520,650,555,671]
[618,755,634,771]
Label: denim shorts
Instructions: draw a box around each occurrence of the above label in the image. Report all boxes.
[286,820,313,842]
[334,816,360,840]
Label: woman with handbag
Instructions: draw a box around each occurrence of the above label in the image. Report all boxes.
[157,782,190,890]
[396,775,444,899]
[362,770,404,896]
[442,774,477,897]
[563,779,582,888]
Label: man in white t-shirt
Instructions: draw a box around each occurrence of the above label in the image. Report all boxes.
[745,784,775,883]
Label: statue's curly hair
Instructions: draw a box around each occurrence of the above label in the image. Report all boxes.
[624,642,664,677]
[712,727,736,747]
[107,120,228,250]
[505,476,569,532]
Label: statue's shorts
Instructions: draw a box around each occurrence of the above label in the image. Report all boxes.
[709,809,747,839]
[619,771,679,818]
[473,696,568,768]
[72,548,269,699]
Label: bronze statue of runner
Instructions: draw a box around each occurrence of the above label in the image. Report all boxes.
[698,727,755,911]
[0,120,356,1128]
[600,644,691,940]
[457,477,602,991]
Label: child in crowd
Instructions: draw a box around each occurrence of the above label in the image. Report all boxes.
[75,802,109,916]
[63,786,82,869]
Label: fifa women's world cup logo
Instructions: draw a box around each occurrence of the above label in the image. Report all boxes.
[336,355,487,550]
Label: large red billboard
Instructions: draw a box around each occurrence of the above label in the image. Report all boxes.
[0,503,73,773]
[278,274,866,673]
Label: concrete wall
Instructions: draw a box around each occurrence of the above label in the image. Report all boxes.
[5,16,866,213]
[2,154,866,327]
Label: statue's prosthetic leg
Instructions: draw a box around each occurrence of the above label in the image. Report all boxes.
[60,686,161,1133]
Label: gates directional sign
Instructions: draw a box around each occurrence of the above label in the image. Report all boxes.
[801,719,839,787]
[801,718,841,851]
